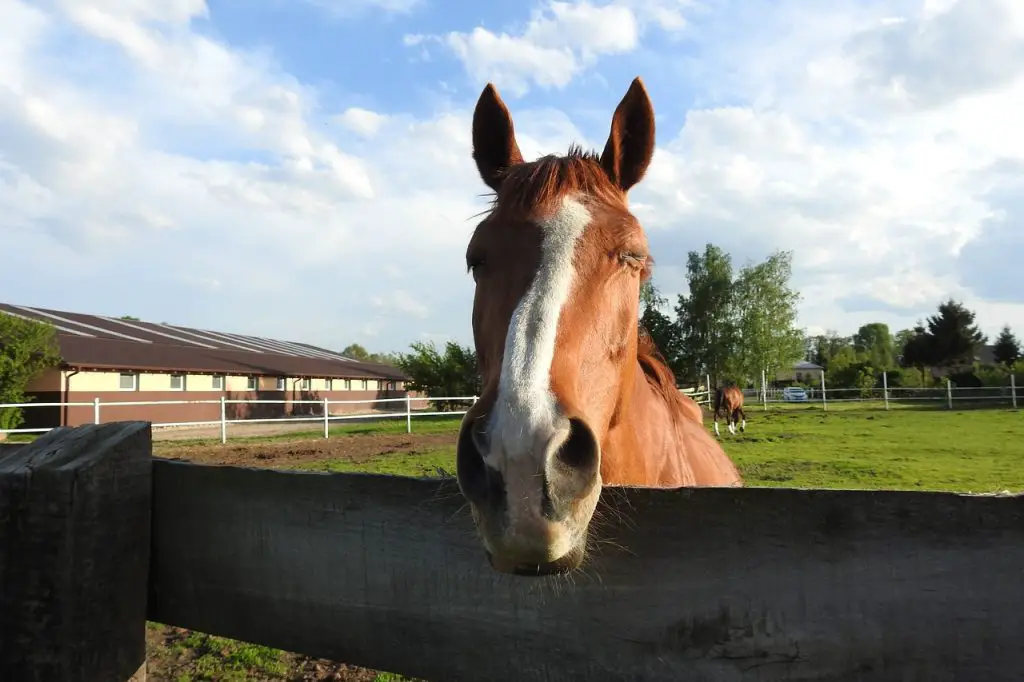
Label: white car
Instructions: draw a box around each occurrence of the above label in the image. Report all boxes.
[782,386,808,402]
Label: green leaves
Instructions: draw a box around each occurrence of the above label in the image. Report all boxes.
[0,313,61,430]
[394,340,480,411]
[638,244,805,387]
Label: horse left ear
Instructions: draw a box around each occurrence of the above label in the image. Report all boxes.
[600,77,656,193]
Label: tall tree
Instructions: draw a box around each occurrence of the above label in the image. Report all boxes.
[807,330,852,367]
[992,325,1021,368]
[924,299,986,367]
[852,322,896,370]
[0,313,62,431]
[729,250,805,382]
[638,280,683,376]
[340,342,398,366]
[674,244,737,385]
[900,322,933,371]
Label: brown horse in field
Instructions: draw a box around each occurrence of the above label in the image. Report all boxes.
[713,384,746,437]
[455,77,743,577]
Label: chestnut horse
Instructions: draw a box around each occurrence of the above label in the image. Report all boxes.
[712,384,746,437]
[455,77,743,577]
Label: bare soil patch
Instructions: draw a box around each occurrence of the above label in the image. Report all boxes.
[154,431,456,470]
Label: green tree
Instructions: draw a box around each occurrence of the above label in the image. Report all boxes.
[729,250,805,384]
[852,322,896,370]
[395,340,480,411]
[639,280,683,377]
[675,244,738,385]
[899,322,933,371]
[992,325,1021,368]
[807,330,852,367]
[923,299,987,367]
[0,313,62,431]
[340,343,398,366]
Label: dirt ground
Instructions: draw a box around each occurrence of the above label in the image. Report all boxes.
[154,430,456,469]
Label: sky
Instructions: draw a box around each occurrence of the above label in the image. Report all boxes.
[2,0,1024,355]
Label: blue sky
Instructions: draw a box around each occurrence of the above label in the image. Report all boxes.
[2,0,1024,354]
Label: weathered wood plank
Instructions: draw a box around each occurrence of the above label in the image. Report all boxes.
[0,422,153,682]
[147,461,1024,682]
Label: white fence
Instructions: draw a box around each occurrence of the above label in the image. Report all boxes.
[741,369,1019,412]
[0,386,715,443]
[0,395,479,442]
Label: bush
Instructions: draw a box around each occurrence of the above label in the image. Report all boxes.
[0,313,61,431]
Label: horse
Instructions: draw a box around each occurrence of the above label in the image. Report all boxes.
[712,384,746,437]
[454,76,743,577]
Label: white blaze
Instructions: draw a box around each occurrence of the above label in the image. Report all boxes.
[487,195,591,463]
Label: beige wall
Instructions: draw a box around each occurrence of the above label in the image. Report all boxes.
[38,369,403,393]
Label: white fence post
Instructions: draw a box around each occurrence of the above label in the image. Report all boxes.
[323,398,330,439]
[1012,374,1018,409]
[946,379,953,409]
[820,371,827,411]
[220,396,227,444]
[882,371,889,411]
[406,395,412,434]
[93,397,100,425]
[761,369,767,411]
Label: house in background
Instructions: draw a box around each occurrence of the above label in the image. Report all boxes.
[1,302,421,430]
[775,360,824,385]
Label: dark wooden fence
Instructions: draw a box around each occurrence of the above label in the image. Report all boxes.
[3,422,1024,681]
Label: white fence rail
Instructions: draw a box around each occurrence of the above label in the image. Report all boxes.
[741,369,1019,412]
[0,385,714,443]
[0,395,480,442]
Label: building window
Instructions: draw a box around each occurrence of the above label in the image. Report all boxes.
[212,375,224,390]
[170,374,185,391]
[247,376,258,391]
[300,378,310,391]
[360,379,368,391]
[276,377,286,391]
[325,379,333,391]
[344,379,351,390]
[119,372,138,391]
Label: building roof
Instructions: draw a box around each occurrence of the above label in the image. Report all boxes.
[0,302,408,381]
[793,360,824,370]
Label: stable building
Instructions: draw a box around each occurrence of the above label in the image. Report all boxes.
[2,302,417,430]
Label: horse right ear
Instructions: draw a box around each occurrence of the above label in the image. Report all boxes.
[472,83,524,193]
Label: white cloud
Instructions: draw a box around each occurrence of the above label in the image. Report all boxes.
[406,1,646,96]
[2,0,1024,357]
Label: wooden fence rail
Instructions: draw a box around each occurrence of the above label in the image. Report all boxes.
[3,422,1024,681]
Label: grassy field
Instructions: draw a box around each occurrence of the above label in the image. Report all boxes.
[23,405,1024,680]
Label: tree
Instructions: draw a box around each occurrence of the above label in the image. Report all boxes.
[852,322,896,370]
[395,340,480,411]
[923,299,986,368]
[340,343,398,366]
[0,313,62,431]
[900,322,934,371]
[120,315,140,321]
[992,325,1021,368]
[807,330,852,368]
[729,250,805,383]
[638,280,683,377]
[675,244,738,385]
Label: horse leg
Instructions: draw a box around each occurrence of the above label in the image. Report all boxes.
[737,407,747,432]
[712,403,721,437]
[727,403,737,435]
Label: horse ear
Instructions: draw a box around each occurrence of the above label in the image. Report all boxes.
[472,83,524,193]
[600,77,656,193]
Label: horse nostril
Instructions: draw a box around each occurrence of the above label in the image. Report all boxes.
[554,417,599,474]
[456,416,502,508]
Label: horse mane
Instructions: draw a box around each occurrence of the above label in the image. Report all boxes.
[636,327,691,425]
[489,144,625,217]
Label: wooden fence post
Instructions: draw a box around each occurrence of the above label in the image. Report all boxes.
[0,421,153,682]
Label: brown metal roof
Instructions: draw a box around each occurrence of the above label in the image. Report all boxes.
[0,302,408,381]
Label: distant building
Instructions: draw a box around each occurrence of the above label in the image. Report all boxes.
[775,360,824,385]
[1,302,417,429]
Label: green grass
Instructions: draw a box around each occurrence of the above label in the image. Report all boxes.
[721,407,1024,492]
[290,407,1023,493]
